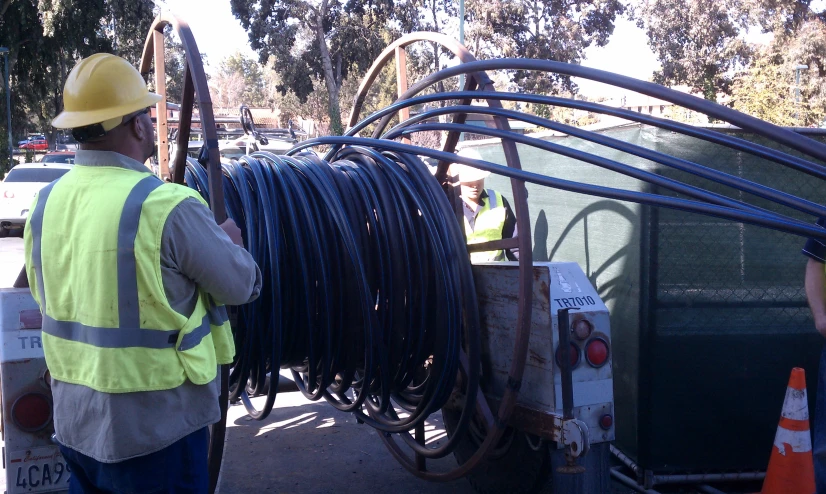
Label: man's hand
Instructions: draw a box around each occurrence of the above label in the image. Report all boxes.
[814,314,826,339]
[805,258,826,338]
[219,218,244,248]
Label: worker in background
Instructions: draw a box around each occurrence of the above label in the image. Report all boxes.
[24,53,262,493]
[452,147,518,262]
[803,221,826,493]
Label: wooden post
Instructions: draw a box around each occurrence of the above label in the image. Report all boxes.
[394,46,410,145]
[153,29,169,180]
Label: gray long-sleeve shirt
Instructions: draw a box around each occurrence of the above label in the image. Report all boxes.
[51,150,262,463]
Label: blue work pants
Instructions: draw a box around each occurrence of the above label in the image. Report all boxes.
[58,426,209,494]
[815,346,826,493]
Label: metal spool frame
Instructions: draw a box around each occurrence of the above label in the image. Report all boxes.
[346,33,535,481]
[138,18,551,487]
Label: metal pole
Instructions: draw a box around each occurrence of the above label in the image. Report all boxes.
[1,48,11,171]
[458,0,465,89]
[795,64,808,126]
[795,68,800,124]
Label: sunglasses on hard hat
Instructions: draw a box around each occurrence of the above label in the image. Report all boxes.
[123,107,151,123]
[72,107,151,143]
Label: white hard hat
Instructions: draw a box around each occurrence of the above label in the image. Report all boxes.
[452,147,490,182]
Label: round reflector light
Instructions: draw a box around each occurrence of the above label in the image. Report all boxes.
[572,319,593,340]
[12,393,52,432]
[599,414,613,430]
[3,190,13,199]
[555,343,580,369]
[585,338,610,368]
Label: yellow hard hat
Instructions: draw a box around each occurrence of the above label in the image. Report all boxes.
[52,53,161,131]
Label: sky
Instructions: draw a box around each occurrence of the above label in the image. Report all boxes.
[157,0,662,96]
[155,0,823,99]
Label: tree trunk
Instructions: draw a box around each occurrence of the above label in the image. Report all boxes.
[315,5,342,135]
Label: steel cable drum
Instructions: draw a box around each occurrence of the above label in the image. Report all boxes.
[183,151,482,458]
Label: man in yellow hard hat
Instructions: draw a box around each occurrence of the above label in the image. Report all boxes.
[24,53,261,493]
[451,147,519,263]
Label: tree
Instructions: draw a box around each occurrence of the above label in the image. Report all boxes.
[160,33,188,105]
[635,0,752,100]
[0,0,154,167]
[210,52,270,109]
[731,16,826,126]
[229,0,397,135]
[464,0,626,95]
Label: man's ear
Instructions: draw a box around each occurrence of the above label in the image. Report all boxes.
[131,116,146,141]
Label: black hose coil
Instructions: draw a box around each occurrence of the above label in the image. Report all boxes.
[185,149,481,458]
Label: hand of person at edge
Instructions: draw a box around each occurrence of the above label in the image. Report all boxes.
[219,218,244,248]
[815,313,826,339]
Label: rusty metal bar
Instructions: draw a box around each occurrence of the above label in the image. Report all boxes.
[172,65,194,185]
[152,29,169,180]
[394,47,410,145]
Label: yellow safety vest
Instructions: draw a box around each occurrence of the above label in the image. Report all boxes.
[466,189,508,263]
[24,165,235,393]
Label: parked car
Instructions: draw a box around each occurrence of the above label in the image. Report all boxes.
[40,151,76,164]
[0,163,72,237]
[17,134,45,146]
[18,137,48,151]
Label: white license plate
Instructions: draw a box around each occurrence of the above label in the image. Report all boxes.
[8,446,70,493]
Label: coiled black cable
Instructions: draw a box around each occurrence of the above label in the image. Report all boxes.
[184,148,481,458]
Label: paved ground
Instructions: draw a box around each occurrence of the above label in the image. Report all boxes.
[220,393,475,494]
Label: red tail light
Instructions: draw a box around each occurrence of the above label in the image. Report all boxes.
[599,414,613,430]
[585,338,610,367]
[12,393,52,431]
[3,190,13,199]
[556,343,580,369]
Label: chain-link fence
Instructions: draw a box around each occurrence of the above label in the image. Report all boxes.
[468,124,826,473]
[651,130,825,335]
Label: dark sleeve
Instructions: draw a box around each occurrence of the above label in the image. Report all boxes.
[163,198,262,306]
[802,217,826,263]
[501,196,519,262]
[501,196,517,239]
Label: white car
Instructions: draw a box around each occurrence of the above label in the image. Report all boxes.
[0,163,72,236]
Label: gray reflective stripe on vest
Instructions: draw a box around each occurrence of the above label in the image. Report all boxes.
[118,176,163,329]
[42,306,227,350]
[179,305,229,351]
[486,189,498,209]
[42,315,179,349]
[30,180,59,314]
[30,173,221,351]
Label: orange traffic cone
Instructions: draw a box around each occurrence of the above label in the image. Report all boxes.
[761,367,816,494]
